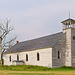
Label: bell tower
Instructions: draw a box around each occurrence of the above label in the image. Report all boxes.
[61,18,75,67]
[62,18,75,30]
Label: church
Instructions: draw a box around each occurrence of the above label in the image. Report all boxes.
[3,18,75,68]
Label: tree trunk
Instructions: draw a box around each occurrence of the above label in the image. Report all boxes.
[1,52,3,65]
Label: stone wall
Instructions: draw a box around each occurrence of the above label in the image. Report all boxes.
[52,34,66,68]
[71,28,75,66]
[63,28,72,66]
[4,48,52,68]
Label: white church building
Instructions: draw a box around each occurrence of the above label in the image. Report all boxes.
[3,18,75,68]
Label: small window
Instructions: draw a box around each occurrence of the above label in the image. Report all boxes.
[17,55,19,61]
[9,56,11,62]
[37,53,39,61]
[26,54,28,61]
[73,36,75,40]
[58,51,60,59]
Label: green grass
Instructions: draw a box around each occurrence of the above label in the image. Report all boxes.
[51,66,75,71]
[0,65,51,71]
[0,65,74,75]
[0,66,75,75]
[0,65,75,71]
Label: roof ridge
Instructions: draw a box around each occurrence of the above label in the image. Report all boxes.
[20,32,63,43]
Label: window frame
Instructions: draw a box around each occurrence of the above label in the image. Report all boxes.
[17,55,19,61]
[9,56,11,62]
[37,52,40,61]
[26,54,28,61]
[58,51,60,59]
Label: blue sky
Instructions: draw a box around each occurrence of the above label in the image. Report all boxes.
[0,0,75,42]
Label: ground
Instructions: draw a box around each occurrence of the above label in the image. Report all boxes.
[0,70,75,75]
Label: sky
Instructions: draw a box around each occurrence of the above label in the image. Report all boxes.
[0,0,75,42]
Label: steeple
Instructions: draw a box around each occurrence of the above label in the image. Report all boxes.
[61,18,75,30]
[69,11,70,19]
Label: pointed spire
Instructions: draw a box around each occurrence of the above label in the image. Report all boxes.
[69,11,70,19]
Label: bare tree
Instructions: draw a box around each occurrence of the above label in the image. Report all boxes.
[0,19,16,65]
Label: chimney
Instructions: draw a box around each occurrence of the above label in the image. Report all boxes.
[16,41,19,43]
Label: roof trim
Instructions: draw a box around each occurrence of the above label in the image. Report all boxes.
[61,18,75,23]
[4,47,53,54]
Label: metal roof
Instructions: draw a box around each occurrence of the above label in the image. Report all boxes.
[61,18,75,23]
[5,32,64,54]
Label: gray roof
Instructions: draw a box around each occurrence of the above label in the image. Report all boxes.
[61,18,75,23]
[5,32,64,54]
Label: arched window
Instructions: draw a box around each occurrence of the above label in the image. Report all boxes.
[9,56,11,62]
[17,55,19,61]
[26,54,28,61]
[58,51,60,59]
[37,53,39,61]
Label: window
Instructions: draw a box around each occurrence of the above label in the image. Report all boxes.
[17,55,19,61]
[72,36,75,40]
[9,56,11,62]
[26,54,28,61]
[58,51,60,59]
[37,53,39,61]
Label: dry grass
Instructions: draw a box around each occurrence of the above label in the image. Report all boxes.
[0,70,75,75]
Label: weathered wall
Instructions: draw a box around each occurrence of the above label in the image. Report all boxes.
[4,48,52,68]
[52,28,75,67]
[71,28,75,66]
[63,28,72,66]
[52,34,66,68]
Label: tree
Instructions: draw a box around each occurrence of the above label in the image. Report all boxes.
[0,19,16,65]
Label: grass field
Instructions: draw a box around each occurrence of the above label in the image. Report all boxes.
[0,65,75,71]
[0,65,75,75]
[0,70,75,75]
